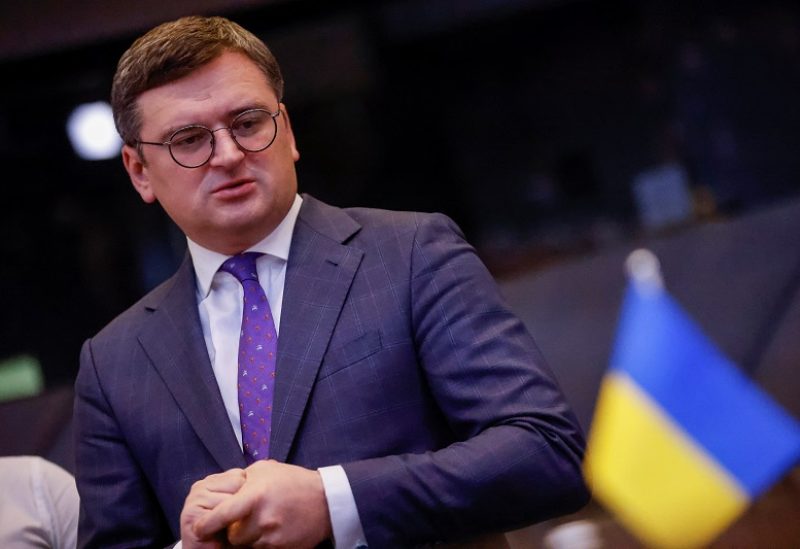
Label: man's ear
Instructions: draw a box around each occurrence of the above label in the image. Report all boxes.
[279,103,300,162]
[122,144,157,203]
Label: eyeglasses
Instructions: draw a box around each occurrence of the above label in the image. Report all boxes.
[137,108,281,168]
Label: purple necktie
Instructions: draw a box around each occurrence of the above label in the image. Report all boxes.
[220,252,276,464]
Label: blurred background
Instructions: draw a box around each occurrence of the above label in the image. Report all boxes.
[1,0,800,546]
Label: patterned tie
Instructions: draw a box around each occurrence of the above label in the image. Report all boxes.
[219,252,277,464]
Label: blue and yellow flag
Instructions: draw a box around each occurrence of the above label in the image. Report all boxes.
[584,251,800,548]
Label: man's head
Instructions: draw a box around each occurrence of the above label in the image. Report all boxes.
[116,16,300,255]
[112,15,284,147]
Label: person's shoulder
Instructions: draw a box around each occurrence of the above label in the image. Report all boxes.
[300,193,457,235]
[0,455,74,495]
[0,455,72,483]
[0,456,79,549]
[344,205,465,246]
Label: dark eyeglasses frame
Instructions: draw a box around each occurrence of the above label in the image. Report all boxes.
[136,108,281,168]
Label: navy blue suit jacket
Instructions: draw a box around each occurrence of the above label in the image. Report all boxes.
[74,195,588,548]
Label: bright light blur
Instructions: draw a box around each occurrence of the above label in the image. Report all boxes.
[67,101,121,160]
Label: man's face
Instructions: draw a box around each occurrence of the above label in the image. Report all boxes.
[122,50,300,255]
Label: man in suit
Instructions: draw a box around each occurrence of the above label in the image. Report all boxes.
[74,15,589,548]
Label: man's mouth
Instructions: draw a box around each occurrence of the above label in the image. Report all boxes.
[211,179,255,198]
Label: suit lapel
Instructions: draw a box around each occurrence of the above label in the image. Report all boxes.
[270,196,363,462]
[138,256,246,471]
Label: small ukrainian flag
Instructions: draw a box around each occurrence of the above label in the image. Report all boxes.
[584,250,800,548]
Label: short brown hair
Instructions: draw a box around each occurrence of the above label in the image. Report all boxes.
[111,15,284,145]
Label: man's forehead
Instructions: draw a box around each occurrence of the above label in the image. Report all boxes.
[135,52,278,132]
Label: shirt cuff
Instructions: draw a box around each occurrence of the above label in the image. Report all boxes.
[318,465,368,548]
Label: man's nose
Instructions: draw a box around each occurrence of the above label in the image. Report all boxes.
[209,128,245,167]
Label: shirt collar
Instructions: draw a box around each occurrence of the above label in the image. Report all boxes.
[187,193,303,298]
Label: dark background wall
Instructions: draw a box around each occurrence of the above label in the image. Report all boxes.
[2,0,800,391]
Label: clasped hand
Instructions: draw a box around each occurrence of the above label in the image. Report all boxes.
[180,460,332,549]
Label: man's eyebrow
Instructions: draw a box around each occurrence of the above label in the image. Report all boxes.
[151,119,203,142]
[226,101,276,118]
[156,103,278,140]
[158,124,192,141]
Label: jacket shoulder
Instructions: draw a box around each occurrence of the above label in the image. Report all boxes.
[300,193,460,242]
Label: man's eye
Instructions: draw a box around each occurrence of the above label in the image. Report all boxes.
[233,112,268,135]
[171,129,208,148]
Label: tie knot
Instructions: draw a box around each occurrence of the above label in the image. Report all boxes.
[220,252,263,283]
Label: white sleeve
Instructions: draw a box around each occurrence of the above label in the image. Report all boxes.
[318,465,368,548]
[32,457,79,549]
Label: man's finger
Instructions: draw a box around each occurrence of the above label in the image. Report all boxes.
[198,468,247,493]
[193,488,255,538]
[226,517,265,547]
[187,490,236,511]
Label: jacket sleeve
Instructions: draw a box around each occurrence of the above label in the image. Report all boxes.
[342,213,590,547]
[74,339,174,548]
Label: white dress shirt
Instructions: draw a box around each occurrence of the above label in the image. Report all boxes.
[0,456,79,549]
[183,194,366,548]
